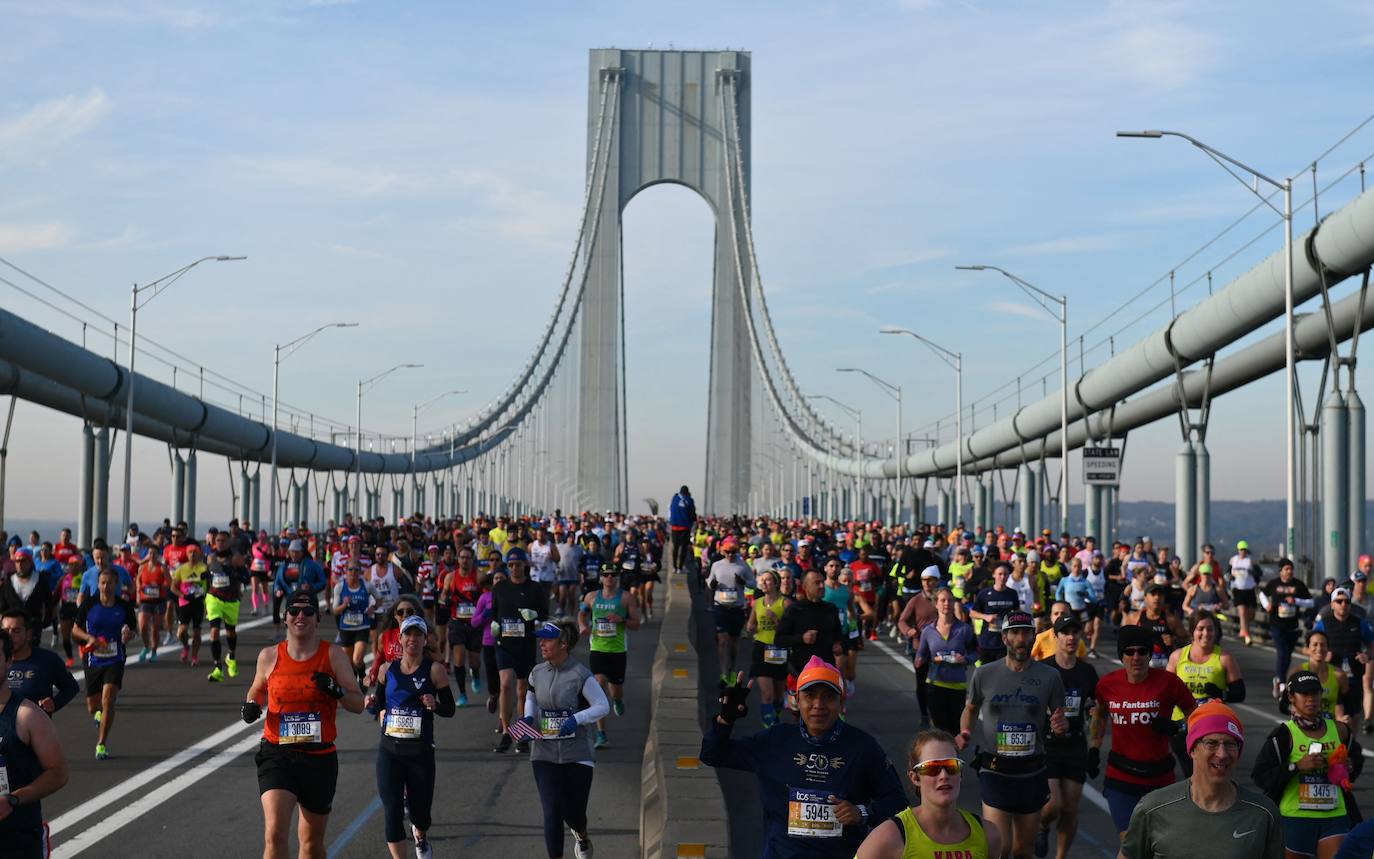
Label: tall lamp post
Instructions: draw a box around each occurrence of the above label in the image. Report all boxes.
[808,394,862,519]
[1117,129,1296,560]
[836,367,902,524]
[270,322,358,535]
[412,389,466,504]
[956,265,1068,535]
[354,363,423,515]
[121,255,246,534]
[879,330,961,526]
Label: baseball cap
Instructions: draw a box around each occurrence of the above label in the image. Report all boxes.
[1002,610,1035,631]
[1236,540,1249,550]
[721,537,739,551]
[288,539,305,552]
[796,655,844,696]
[1287,670,1323,695]
[400,615,428,635]
[505,547,529,563]
[1186,701,1244,753]
[1053,614,1082,634]
[1333,587,1352,600]
[534,621,564,639]
[285,591,317,611]
[1147,582,1169,596]
[920,565,941,579]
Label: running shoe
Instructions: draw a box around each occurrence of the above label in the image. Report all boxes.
[573,831,593,859]
[180,645,190,664]
[1088,649,1099,659]
[1363,720,1374,735]
[1034,825,1049,858]
[515,740,530,755]
[612,697,624,717]
[190,657,199,667]
[414,833,433,859]
[867,631,878,641]
[1272,677,1281,699]
[65,657,74,668]
[457,693,469,708]
[470,669,481,694]
[138,650,149,663]
[95,744,108,760]
[226,657,238,678]
[493,734,512,753]
[594,730,608,749]
[149,649,158,662]
[251,606,259,617]
[93,709,102,724]
[1244,635,1254,647]
[207,667,224,683]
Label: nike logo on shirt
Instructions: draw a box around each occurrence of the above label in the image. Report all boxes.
[1232,829,1255,838]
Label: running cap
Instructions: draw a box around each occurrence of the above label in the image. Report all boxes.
[1116,624,1153,657]
[1333,587,1352,600]
[1146,583,1169,596]
[1361,554,1372,566]
[1001,610,1035,631]
[400,615,428,635]
[288,539,305,552]
[13,547,32,560]
[1287,670,1323,695]
[720,537,739,551]
[1052,614,1082,634]
[920,565,941,579]
[1199,563,1212,574]
[534,621,564,639]
[796,655,844,696]
[971,546,986,556]
[1185,701,1244,753]
[285,591,317,611]
[426,544,439,552]
[505,547,529,563]
[922,540,935,548]
[1236,540,1249,550]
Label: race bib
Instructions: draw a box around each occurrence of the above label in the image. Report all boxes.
[1064,692,1082,719]
[786,786,841,838]
[858,580,874,592]
[996,722,1035,757]
[342,610,365,629]
[715,587,741,606]
[848,627,860,640]
[0,755,8,793]
[184,582,204,598]
[539,708,574,739]
[594,618,617,638]
[279,711,322,744]
[1298,775,1339,811]
[63,587,79,603]
[456,603,475,620]
[92,639,118,660]
[641,561,659,573]
[1149,651,1169,669]
[1278,602,1297,618]
[384,706,423,740]
[500,618,525,637]
[622,560,638,570]
[937,650,963,665]
[211,572,231,590]
[141,584,161,599]
[763,646,788,665]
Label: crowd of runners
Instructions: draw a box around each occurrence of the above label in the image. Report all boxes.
[2,481,1374,857]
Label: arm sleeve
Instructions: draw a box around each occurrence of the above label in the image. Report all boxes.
[575,674,610,725]
[524,689,538,720]
[698,719,758,772]
[331,581,343,604]
[434,685,457,718]
[52,661,79,711]
[123,603,137,628]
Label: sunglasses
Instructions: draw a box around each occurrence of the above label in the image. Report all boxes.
[395,608,417,617]
[1121,646,1151,657]
[1333,598,1350,604]
[285,606,317,618]
[911,757,963,777]
[601,571,619,577]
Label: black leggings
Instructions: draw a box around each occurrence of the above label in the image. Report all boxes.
[482,645,499,698]
[531,759,593,859]
[926,683,967,735]
[671,529,690,571]
[914,660,930,718]
[376,744,435,842]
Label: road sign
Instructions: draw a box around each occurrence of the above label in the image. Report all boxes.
[1082,446,1121,486]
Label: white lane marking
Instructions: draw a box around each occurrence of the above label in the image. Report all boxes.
[51,731,262,858]
[70,614,273,684]
[48,719,258,836]
[326,795,383,858]
[869,637,1114,817]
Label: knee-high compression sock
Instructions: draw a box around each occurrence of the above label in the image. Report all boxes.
[454,664,467,695]
[226,629,238,659]
[210,638,222,665]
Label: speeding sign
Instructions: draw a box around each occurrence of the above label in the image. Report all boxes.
[1082,446,1121,486]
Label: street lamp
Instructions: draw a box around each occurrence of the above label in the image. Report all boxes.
[1117,129,1296,560]
[836,367,902,524]
[270,322,358,535]
[957,264,1069,535]
[354,363,423,515]
[121,255,246,534]
[413,389,467,491]
[879,330,961,526]
[808,394,863,519]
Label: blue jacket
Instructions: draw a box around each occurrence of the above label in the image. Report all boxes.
[700,718,905,859]
[273,557,327,600]
[669,492,696,529]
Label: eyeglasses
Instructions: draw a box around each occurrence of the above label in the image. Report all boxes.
[910,757,963,777]
[1121,646,1151,657]
[285,606,317,617]
[394,608,417,617]
[1196,738,1241,754]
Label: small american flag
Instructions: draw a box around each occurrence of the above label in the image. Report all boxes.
[507,719,543,743]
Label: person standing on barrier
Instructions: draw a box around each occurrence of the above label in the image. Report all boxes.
[700,656,906,859]
[956,610,1068,859]
[668,485,696,575]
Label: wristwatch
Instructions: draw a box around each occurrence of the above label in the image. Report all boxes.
[1288,762,1298,773]
[858,804,870,824]
[4,794,19,809]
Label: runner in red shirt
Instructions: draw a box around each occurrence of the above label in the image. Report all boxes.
[1089,624,1197,836]
[849,547,882,640]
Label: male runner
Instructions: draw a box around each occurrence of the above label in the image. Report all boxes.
[439,546,483,705]
[172,544,209,666]
[72,567,136,759]
[1036,613,1098,859]
[206,530,248,682]
[2,609,79,714]
[0,627,70,859]
[970,562,1020,665]
[491,547,547,753]
[578,563,641,749]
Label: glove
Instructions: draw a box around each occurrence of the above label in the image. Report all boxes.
[518,608,538,622]
[1203,682,1225,701]
[311,671,345,700]
[242,701,263,724]
[1150,714,1176,736]
[717,679,749,724]
[558,716,579,737]
[1086,746,1101,779]
[490,620,501,638]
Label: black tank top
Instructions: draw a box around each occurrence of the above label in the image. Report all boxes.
[0,692,44,837]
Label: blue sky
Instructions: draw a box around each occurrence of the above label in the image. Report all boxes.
[2,0,1374,524]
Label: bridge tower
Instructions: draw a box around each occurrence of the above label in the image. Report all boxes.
[579,49,753,515]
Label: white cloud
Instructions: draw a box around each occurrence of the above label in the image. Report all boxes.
[985,300,1048,321]
[451,168,581,253]
[0,89,111,148]
[0,222,74,252]
[1002,234,1131,256]
[326,242,390,261]
[231,156,425,198]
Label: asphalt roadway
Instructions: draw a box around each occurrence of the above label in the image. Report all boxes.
[39,604,661,859]
[685,575,1374,858]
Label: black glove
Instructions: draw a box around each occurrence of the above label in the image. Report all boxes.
[241,700,262,724]
[1086,746,1101,779]
[1279,695,1292,716]
[717,680,749,725]
[1203,682,1225,701]
[1150,714,1176,736]
[311,671,345,700]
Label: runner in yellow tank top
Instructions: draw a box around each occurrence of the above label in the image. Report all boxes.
[1165,611,1244,777]
[855,729,999,859]
[744,571,790,728]
[1293,630,1348,721]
